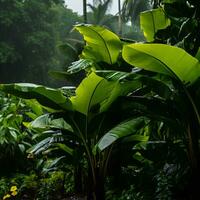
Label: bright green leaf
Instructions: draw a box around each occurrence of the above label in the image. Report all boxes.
[75,24,122,64]
[70,72,116,115]
[140,8,171,42]
[0,83,72,110]
[70,72,140,116]
[122,43,200,84]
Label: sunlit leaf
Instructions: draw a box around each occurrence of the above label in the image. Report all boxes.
[70,72,140,116]
[70,72,116,115]
[75,24,122,64]
[123,43,200,84]
[140,8,171,42]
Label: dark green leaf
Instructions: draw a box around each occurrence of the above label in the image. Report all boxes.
[97,117,147,151]
[0,83,73,110]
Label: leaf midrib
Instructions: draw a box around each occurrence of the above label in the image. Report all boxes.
[86,26,113,64]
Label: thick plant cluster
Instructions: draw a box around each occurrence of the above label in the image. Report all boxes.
[0,2,200,200]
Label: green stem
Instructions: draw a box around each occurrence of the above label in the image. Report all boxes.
[103,145,114,178]
[71,118,96,188]
[183,87,200,125]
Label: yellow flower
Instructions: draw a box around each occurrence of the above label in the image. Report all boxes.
[3,194,11,200]
[10,186,17,192]
[11,191,18,196]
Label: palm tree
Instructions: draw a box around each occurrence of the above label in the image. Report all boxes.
[122,0,151,26]
[118,0,122,35]
[87,0,113,26]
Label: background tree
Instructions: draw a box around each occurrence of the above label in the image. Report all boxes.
[0,0,82,86]
[87,0,113,25]
[122,0,151,26]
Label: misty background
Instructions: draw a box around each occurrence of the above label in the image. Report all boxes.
[0,0,150,86]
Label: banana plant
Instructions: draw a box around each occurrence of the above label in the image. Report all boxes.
[0,73,147,199]
[1,23,200,199]
[0,24,125,199]
[73,24,200,197]
[122,42,200,198]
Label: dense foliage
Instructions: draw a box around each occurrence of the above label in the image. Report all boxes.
[0,1,200,200]
[0,0,82,85]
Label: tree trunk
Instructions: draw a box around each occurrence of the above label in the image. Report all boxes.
[83,0,87,24]
[118,0,122,36]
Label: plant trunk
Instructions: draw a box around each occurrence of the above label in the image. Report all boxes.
[186,121,200,199]
[95,167,105,200]
[87,166,105,200]
[74,164,84,194]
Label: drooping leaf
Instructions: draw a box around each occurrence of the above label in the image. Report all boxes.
[0,83,73,110]
[140,8,171,42]
[28,137,52,155]
[67,59,94,73]
[97,117,147,151]
[122,43,200,84]
[28,132,64,155]
[75,24,122,64]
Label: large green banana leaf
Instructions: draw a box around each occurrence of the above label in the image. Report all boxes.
[97,117,148,151]
[75,24,122,64]
[70,72,116,116]
[140,8,171,42]
[0,83,72,110]
[122,43,200,84]
[70,72,141,116]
